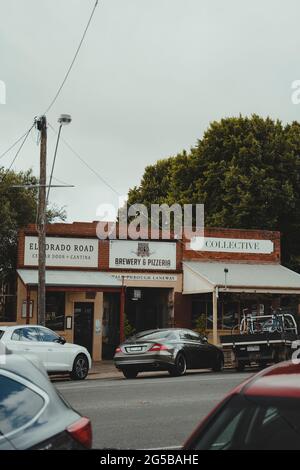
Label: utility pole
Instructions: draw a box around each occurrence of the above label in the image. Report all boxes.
[36,115,47,326]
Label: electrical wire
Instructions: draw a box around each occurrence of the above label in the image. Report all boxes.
[48,128,204,261]
[43,0,99,115]
[0,123,35,161]
[46,124,62,204]
[0,1,99,178]
[1,124,34,182]
[48,122,120,197]
[0,0,99,168]
[52,175,72,186]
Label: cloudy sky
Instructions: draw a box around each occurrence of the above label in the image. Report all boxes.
[1,0,300,222]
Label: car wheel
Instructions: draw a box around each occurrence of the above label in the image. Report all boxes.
[212,355,224,372]
[169,353,187,377]
[70,354,89,380]
[122,369,138,379]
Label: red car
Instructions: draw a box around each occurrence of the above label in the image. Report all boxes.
[184,361,300,450]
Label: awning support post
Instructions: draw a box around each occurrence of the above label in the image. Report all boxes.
[120,276,125,343]
[212,287,218,345]
[26,286,31,325]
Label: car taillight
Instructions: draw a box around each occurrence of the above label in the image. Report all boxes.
[115,346,121,353]
[149,343,169,352]
[67,417,92,449]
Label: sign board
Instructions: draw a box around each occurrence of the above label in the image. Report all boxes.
[24,236,99,268]
[189,237,274,254]
[109,240,177,271]
[111,273,178,282]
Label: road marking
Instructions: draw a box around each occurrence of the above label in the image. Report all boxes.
[56,373,250,392]
[140,446,182,451]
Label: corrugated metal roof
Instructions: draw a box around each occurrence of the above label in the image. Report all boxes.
[17,269,121,288]
[183,261,300,293]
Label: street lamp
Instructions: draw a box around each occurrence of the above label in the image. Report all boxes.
[37,114,71,326]
[46,114,72,205]
[224,268,229,290]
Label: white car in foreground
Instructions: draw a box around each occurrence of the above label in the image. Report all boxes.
[0,325,92,380]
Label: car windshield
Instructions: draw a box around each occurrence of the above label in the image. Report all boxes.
[193,394,300,450]
[129,330,177,341]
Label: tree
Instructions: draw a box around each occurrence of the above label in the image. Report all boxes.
[0,167,66,286]
[127,115,300,271]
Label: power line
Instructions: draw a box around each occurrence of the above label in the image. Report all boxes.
[52,175,72,186]
[0,0,99,168]
[1,124,34,182]
[46,124,62,205]
[0,123,35,161]
[48,122,121,197]
[43,0,99,115]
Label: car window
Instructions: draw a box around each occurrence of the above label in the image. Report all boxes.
[37,328,60,343]
[18,328,40,342]
[193,395,300,450]
[180,331,202,341]
[284,316,295,329]
[11,330,21,341]
[0,374,45,437]
[209,410,244,450]
[132,330,178,341]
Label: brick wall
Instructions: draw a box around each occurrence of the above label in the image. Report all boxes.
[182,227,280,264]
[18,222,183,272]
[18,223,281,270]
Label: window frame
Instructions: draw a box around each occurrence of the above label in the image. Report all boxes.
[11,327,40,342]
[0,369,49,441]
[45,291,66,331]
[36,326,61,343]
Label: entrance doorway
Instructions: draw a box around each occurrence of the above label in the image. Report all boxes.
[126,288,171,333]
[74,302,94,356]
[102,293,120,360]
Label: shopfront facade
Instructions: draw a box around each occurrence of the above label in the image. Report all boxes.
[3,223,300,360]
[180,228,300,344]
[13,223,182,360]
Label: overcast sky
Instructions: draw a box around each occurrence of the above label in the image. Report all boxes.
[1,0,300,222]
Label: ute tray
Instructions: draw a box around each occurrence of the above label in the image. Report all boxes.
[220,332,298,346]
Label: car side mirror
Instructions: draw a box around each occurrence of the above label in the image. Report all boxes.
[59,336,66,345]
[202,336,208,343]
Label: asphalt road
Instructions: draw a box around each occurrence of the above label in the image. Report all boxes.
[55,370,252,450]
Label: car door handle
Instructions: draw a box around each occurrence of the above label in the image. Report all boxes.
[48,348,53,351]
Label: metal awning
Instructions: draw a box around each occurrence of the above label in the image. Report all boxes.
[183,261,300,294]
[17,269,122,288]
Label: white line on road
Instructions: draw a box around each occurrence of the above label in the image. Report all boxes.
[140,446,182,451]
[55,373,249,392]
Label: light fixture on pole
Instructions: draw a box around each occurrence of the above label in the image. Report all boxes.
[46,114,72,205]
[36,114,71,326]
[224,268,229,291]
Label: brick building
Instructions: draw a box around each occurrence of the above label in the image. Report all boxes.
[3,222,300,361]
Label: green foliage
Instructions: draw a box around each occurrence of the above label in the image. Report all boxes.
[0,168,66,284]
[124,314,136,338]
[194,315,207,336]
[127,115,300,272]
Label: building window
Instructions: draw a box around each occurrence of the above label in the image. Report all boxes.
[0,295,17,323]
[222,301,239,330]
[46,292,65,331]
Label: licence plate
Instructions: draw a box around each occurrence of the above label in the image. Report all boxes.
[247,345,260,352]
[129,346,142,352]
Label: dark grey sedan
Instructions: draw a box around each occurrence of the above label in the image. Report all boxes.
[0,350,92,450]
[114,328,224,379]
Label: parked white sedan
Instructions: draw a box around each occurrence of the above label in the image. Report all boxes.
[0,325,92,380]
